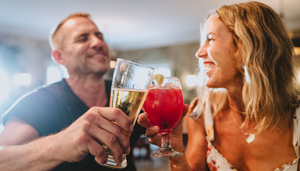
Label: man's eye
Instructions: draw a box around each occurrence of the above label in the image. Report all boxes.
[76,35,89,42]
[96,34,104,40]
[77,37,88,42]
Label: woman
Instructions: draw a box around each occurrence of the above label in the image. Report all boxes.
[138,1,300,170]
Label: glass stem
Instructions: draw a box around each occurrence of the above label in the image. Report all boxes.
[160,132,172,151]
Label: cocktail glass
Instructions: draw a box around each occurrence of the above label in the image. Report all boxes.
[143,77,184,157]
[101,58,154,168]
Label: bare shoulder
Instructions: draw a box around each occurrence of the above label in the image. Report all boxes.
[0,116,39,145]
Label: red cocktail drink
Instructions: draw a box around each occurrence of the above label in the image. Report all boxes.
[143,76,184,157]
[144,86,184,133]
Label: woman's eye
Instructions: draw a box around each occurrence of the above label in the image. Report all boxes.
[207,35,214,45]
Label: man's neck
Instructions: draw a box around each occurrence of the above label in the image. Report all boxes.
[66,75,108,108]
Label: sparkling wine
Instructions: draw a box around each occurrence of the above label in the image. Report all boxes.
[103,88,148,166]
[110,88,148,126]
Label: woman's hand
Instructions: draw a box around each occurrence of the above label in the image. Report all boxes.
[137,104,189,146]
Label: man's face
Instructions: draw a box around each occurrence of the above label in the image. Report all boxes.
[57,17,110,77]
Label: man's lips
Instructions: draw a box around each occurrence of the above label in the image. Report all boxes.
[88,52,108,58]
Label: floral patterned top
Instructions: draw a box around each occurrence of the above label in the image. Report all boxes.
[190,101,300,171]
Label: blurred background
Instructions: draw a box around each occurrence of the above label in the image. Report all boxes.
[0,0,299,170]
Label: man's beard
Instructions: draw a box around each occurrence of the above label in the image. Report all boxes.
[73,62,110,77]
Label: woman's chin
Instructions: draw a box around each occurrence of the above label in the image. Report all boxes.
[205,80,219,89]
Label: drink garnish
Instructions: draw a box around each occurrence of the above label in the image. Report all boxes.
[154,74,164,85]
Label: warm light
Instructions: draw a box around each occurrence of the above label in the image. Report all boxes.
[110,60,117,69]
[13,73,32,86]
[186,74,198,87]
[295,47,300,56]
[0,69,10,103]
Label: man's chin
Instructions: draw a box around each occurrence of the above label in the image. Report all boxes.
[95,67,110,76]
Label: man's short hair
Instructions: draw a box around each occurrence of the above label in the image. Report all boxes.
[49,12,91,50]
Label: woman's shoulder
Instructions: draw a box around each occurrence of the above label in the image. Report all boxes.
[186,98,206,133]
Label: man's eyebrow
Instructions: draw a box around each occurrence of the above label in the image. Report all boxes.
[75,33,89,38]
[95,31,103,35]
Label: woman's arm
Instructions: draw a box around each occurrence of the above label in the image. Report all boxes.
[169,114,208,171]
[186,115,208,170]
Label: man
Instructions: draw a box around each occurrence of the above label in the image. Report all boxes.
[0,13,145,171]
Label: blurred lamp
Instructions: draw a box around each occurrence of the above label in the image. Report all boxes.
[13,73,32,86]
[0,69,10,103]
[292,38,300,56]
[110,60,117,69]
[186,74,198,88]
[295,47,300,56]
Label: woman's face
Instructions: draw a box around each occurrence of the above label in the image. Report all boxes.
[196,14,243,90]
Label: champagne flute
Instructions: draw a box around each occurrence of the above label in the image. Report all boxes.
[143,77,184,157]
[101,58,154,169]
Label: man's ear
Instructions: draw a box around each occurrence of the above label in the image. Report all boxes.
[52,50,64,65]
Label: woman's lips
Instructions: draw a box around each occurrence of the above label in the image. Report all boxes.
[204,62,215,74]
[204,63,215,69]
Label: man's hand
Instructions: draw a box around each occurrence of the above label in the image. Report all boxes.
[52,107,133,164]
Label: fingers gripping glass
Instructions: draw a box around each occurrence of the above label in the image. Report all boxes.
[101,58,154,169]
[143,77,184,157]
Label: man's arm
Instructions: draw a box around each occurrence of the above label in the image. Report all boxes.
[0,135,64,171]
[0,116,39,145]
[0,117,59,171]
[0,107,133,171]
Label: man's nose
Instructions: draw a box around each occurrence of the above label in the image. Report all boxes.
[91,35,105,50]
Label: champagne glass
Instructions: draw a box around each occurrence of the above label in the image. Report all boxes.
[101,58,154,169]
[143,77,184,157]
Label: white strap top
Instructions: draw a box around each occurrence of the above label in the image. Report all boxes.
[190,104,300,171]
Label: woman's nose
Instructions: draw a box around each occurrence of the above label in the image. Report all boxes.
[195,44,208,59]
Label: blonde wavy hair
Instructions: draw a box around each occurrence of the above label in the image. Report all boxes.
[198,1,297,132]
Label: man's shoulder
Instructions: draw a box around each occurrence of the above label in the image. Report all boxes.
[1,80,67,126]
[26,79,66,98]
[8,80,66,108]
